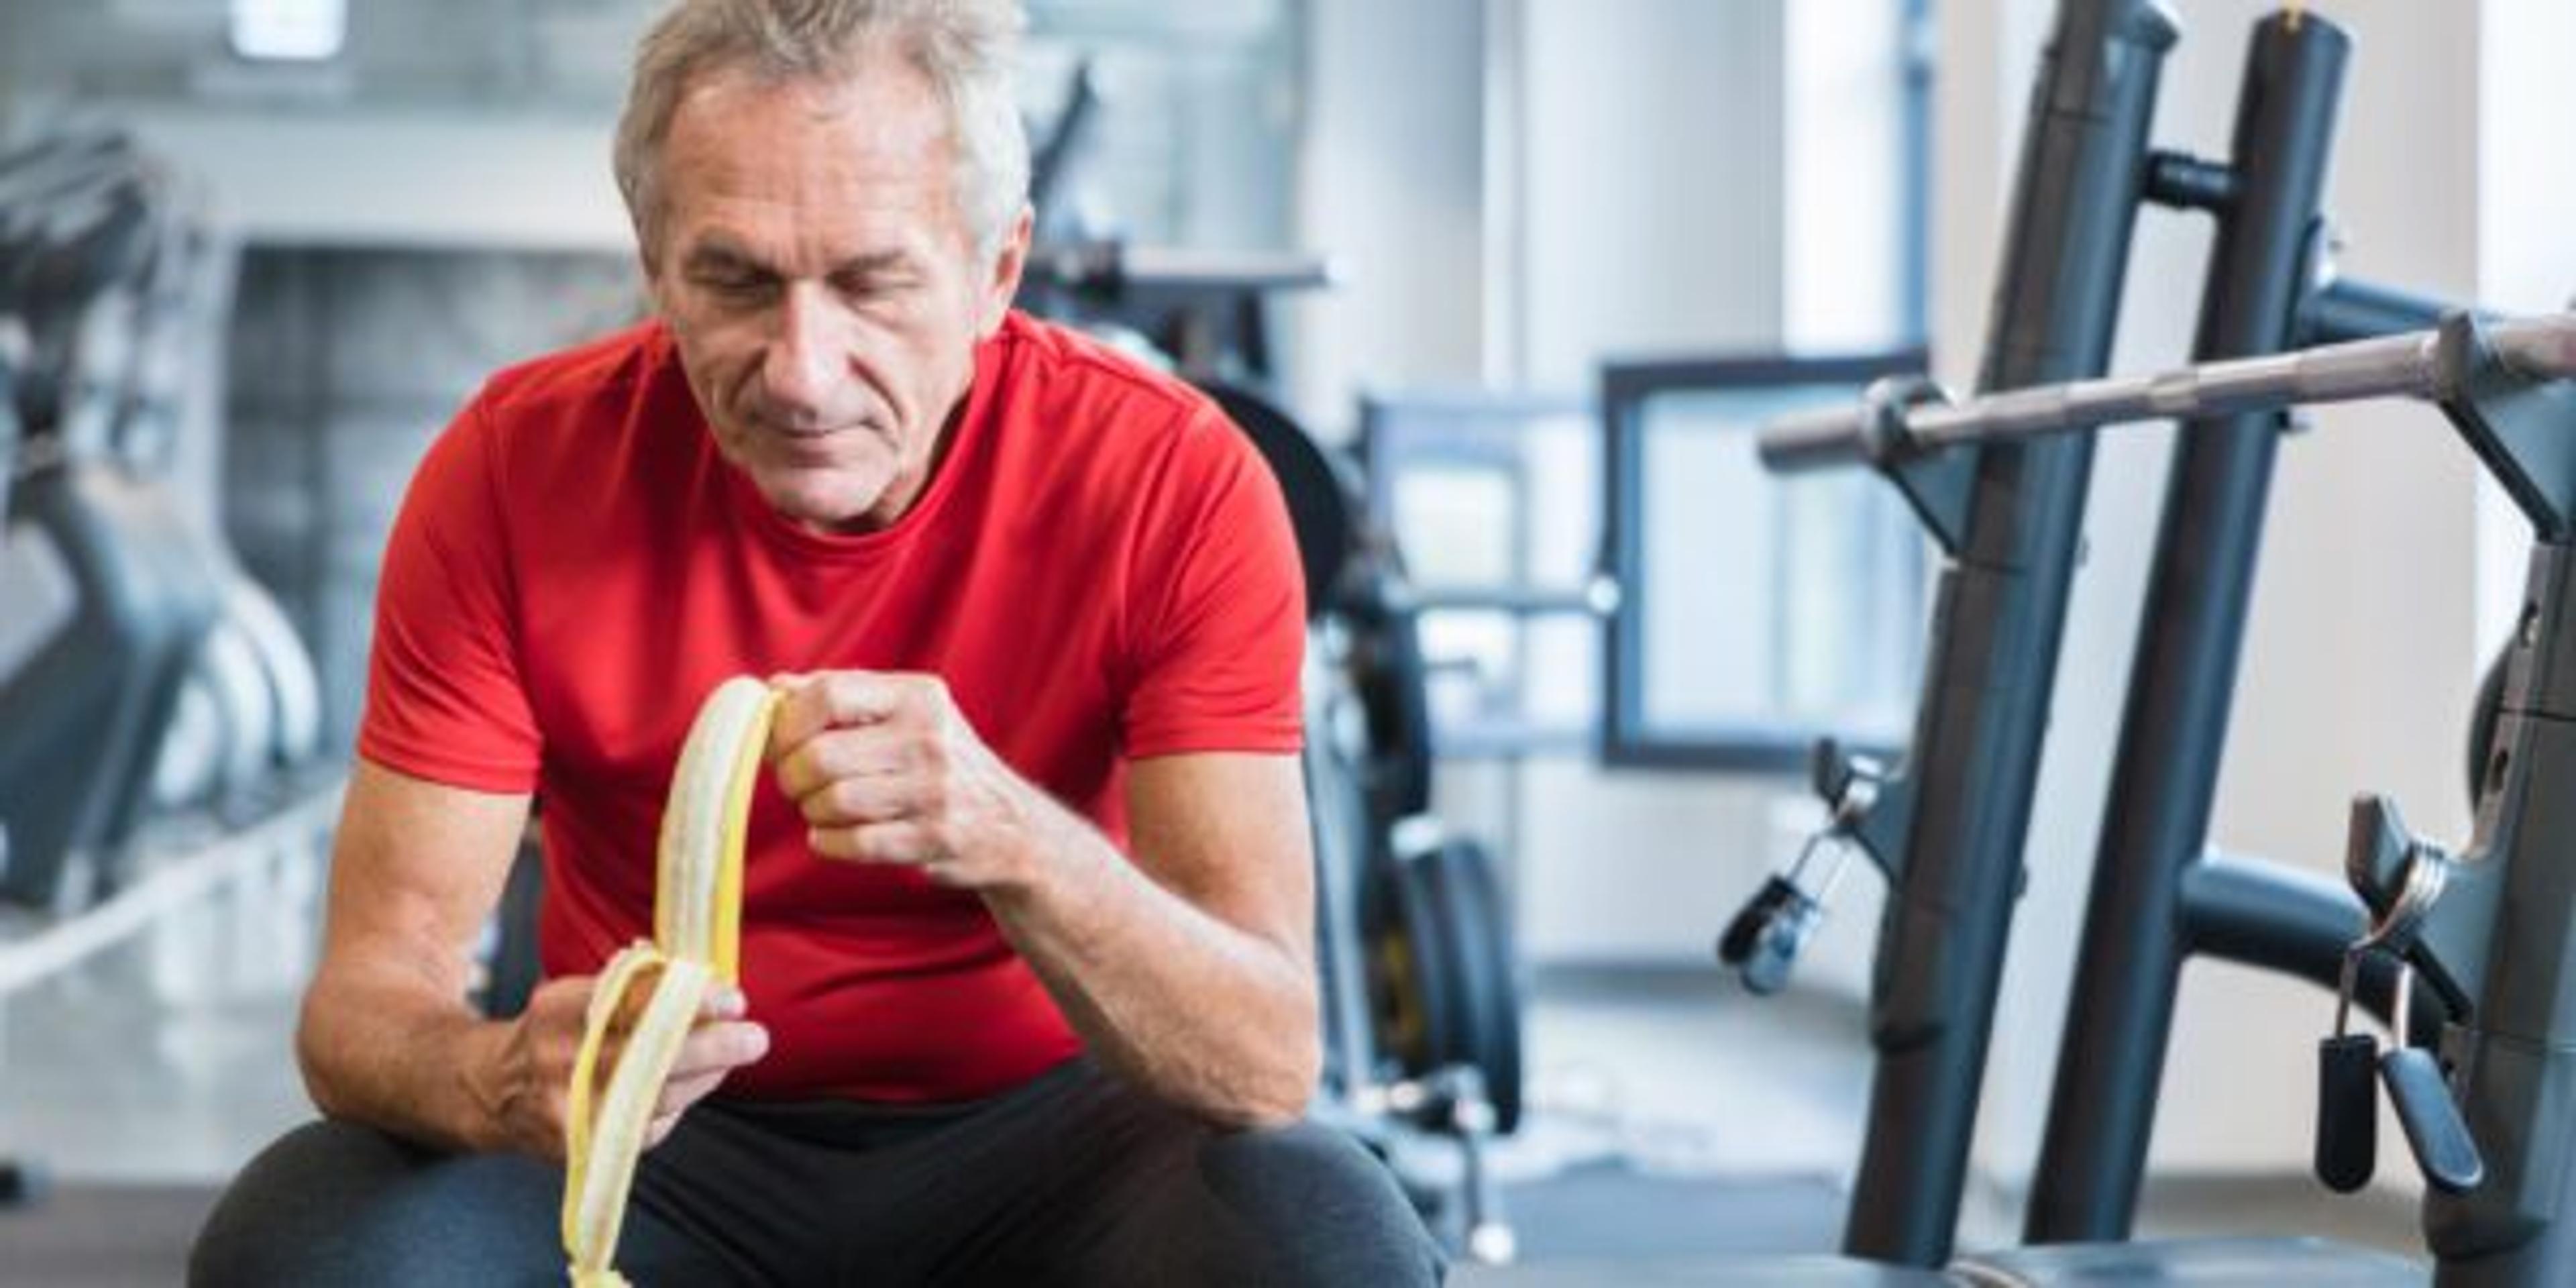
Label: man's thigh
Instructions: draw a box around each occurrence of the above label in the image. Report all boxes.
[195,1071,1440,1288]
[189,1118,750,1288]
[924,1063,1444,1288]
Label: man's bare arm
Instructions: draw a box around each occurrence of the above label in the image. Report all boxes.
[297,760,771,1158]
[297,759,531,1151]
[771,674,1320,1128]
[987,752,1319,1128]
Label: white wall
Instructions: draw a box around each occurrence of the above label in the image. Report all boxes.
[1515,0,1785,383]
[1288,0,1490,437]
[1784,0,1907,351]
[1504,0,1812,965]
[2472,0,2576,651]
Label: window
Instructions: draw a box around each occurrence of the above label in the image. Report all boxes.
[1601,352,1927,770]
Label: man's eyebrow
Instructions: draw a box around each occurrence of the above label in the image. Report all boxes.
[829,250,916,278]
[677,243,915,280]
[682,240,772,276]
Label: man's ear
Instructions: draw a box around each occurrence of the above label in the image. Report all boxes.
[978,205,1034,335]
[637,233,672,319]
[639,256,668,319]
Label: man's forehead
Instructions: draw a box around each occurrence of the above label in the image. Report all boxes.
[644,49,979,270]
[675,54,948,151]
[660,66,955,205]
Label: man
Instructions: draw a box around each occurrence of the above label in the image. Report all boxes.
[189,1,1440,1283]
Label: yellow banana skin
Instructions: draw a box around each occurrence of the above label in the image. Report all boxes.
[562,676,780,1287]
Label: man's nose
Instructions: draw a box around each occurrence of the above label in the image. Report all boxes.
[761,284,843,423]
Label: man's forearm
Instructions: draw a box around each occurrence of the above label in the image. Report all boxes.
[299,965,509,1154]
[983,805,1320,1128]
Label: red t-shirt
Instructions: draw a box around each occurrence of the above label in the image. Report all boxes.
[357,311,1304,1104]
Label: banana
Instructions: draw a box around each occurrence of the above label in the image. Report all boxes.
[561,676,782,1288]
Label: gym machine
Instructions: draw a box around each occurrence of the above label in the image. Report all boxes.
[1766,0,2494,1261]
[0,129,323,910]
[0,129,338,1210]
[1719,1,2477,1269]
[0,131,224,912]
[1464,3,2178,1275]
[1768,311,2576,1285]
[1015,57,1330,391]
[1710,0,2176,1266]
[2010,12,2461,1249]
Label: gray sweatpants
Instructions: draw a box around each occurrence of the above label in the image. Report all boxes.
[189,1057,1442,1287]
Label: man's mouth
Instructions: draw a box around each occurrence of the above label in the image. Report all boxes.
[757,420,889,467]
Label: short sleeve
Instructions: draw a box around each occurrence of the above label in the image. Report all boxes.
[354,397,543,791]
[1118,407,1307,758]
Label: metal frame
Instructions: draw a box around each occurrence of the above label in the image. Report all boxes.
[0,334,17,530]
[1597,350,1927,774]
[1726,1,2538,1271]
[1821,5,2177,1263]
[1764,307,2576,1286]
[1763,316,2576,476]
[2023,13,2368,1240]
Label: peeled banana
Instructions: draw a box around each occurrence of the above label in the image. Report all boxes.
[561,676,782,1288]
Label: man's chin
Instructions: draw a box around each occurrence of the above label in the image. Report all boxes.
[755,471,892,535]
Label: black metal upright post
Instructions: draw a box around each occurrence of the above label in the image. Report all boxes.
[1839,0,2175,1265]
[2022,13,2352,1242]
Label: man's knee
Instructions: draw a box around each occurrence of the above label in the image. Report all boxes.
[189,1118,560,1288]
[1195,1121,1444,1287]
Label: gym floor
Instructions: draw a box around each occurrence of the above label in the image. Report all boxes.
[0,850,2420,1286]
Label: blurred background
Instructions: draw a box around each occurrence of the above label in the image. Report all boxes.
[0,1,2571,1283]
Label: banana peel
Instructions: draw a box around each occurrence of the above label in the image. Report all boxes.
[561,676,781,1287]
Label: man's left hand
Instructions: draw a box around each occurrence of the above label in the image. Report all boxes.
[767,671,1050,892]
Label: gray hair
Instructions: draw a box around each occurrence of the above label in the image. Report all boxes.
[614,0,1030,266]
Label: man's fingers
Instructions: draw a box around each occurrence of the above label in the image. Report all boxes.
[531,973,600,1010]
[643,1036,753,1148]
[810,821,938,866]
[765,674,835,752]
[773,724,913,800]
[653,1067,729,1120]
[795,770,926,828]
[663,1019,769,1081]
[768,672,918,753]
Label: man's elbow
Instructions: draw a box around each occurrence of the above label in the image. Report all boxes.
[1226,1092,1310,1132]
[294,978,391,1124]
[293,991,351,1118]
[1205,1030,1321,1130]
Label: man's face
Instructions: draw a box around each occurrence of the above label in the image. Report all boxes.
[647,54,1028,534]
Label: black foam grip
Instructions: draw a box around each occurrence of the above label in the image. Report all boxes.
[2314,1033,2378,1193]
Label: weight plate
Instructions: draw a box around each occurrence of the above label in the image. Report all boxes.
[1199,381,1356,621]
[1426,838,1523,1134]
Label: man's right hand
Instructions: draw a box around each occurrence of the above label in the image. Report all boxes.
[474,975,770,1163]
[299,763,774,1161]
